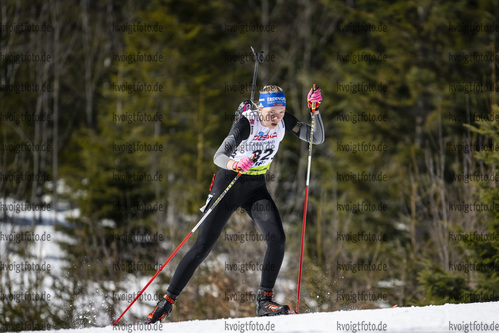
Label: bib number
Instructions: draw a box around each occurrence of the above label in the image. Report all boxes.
[253,148,274,166]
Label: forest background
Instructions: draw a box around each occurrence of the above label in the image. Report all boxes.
[1,0,498,330]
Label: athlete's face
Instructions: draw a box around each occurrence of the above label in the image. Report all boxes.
[259,106,285,129]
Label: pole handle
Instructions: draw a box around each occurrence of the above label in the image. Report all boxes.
[311,84,319,113]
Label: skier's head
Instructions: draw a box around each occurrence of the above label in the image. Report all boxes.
[258,85,286,129]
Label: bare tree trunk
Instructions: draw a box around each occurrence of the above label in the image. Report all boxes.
[81,0,95,128]
[410,147,418,252]
[50,0,61,225]
[196,86,205,182]
[80,0,110,129]
[260,0,269,83]
[154,99,162,227]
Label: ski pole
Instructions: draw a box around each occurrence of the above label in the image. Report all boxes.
[296,84,318,313]
[113,164,251,326]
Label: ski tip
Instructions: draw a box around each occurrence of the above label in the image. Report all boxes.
[390,304,398,309]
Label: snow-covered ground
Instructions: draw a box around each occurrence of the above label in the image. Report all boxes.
[9,301,499,333]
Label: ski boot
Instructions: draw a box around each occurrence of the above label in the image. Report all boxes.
[256,289,290,316]
[147,293,176,323]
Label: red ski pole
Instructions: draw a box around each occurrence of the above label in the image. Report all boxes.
[296,84,318,313]
[113,166,248,326]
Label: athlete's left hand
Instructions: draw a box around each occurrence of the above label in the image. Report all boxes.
[307,84,322,114]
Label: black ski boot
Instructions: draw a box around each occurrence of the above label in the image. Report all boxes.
[256,289,290,316]
[147,293,176,323]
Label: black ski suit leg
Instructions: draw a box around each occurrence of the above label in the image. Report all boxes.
[243,189,286,291]
[167,171,239,297]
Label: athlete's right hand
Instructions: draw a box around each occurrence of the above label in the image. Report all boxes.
[232,157,254,172]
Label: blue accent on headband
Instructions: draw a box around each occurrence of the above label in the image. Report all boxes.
[258,92,286,108]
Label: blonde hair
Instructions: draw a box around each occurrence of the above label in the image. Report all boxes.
[259,85,284,94]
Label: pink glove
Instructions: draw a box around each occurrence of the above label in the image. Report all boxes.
[307,84,322,114]
[233,156,254,172]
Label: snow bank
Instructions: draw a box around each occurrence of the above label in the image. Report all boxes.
[11,301,499,333]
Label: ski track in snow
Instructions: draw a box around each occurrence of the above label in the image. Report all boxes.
[10,301,499,333]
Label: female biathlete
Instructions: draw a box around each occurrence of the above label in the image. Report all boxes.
[147,85,324,323]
